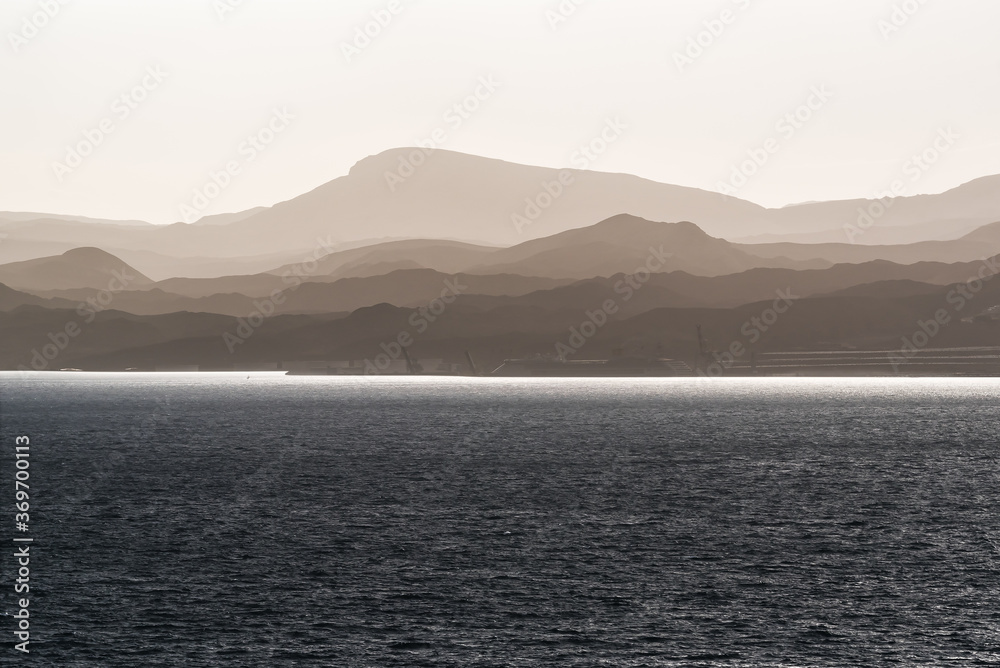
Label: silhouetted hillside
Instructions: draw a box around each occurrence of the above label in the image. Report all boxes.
[6,152,1000,277]
[0,247,153,291]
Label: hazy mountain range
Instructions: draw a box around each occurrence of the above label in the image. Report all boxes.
[3,149,1000,372]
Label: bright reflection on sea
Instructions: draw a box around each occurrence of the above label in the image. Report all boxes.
[2,372,999,665]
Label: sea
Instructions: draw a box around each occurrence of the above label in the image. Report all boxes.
[1,373,999,666]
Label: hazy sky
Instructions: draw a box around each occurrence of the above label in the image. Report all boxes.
[2,0,998,223]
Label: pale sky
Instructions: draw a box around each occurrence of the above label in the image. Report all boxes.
[2,0,999,223]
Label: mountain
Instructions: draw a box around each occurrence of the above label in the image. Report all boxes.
[0,216,347,279]
[26,270,575,317]
[452,256,1000,317]
[64,217,829,303]
[0,247,153,292]
[8,284,1000,372]
[110,248,332,281]
[0,283,79,311]
[0,212,151,226]
[820,280,946,299]
[465,215,824,278]
[959,220,1000,244]
[0,306,239,370]
[190,207,269,226]
[640,257,1000,305]
[758,174,1000,242]
[266,239,499,280]
[731,218,984,245]
[738,220,1000,266]
[732,173,1000,246]
[9,229,998,323]
[229,150,1000,249]
[213,148,771,252]
[4,151,1000,277]
[266,215,827,282]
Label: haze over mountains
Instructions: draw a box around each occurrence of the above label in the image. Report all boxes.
[5,149,1000,276]
[0,248,153,292]
[3,149,1000,373]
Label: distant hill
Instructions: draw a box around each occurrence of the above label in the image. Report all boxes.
[11,239,999,325]
[224,150,1000,249]
[266,239,499,280]
[7,282,1000,371]
[215,148,771,251]
[190,207,269,226]
[0,248,153,292]
[727,175,1000,247]
[28,270,575,316]
[453,256,1000,316]
[465,215,823,278]
[4,151,1000,276]
[0,306,239,370]
[0,212,151,226]
[109,217,831,301]
[264,215,825,282]
[819,280,947,299]
[959,220,1000,244]
[0,283,78,311]
[732,218,984,245]
[737,220,1000,266]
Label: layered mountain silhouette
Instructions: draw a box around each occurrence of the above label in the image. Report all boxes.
[0,247,153,292]
[4,150,1000,373]
[5,149,1000,279]
[740,221,1000,266]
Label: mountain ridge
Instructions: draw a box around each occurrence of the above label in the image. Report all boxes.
[5,149,1000,277]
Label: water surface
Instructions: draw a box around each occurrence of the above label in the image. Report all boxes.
[2,374,999,666]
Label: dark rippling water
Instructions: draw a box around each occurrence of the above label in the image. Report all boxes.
[2,373,999,666]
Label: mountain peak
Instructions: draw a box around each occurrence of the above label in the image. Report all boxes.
[594,214,704,232]
[0,247,152,291]
[62,246,123,261]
